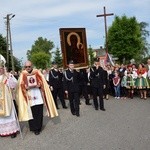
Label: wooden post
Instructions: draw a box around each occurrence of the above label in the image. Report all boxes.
[96,6,114,53]
[4,14,15,72]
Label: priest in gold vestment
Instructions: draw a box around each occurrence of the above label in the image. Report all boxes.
[17,61,58,135]
[0,57,19,138]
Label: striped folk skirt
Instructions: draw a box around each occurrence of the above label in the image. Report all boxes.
[126,76,135,89]
[135,77,149,89]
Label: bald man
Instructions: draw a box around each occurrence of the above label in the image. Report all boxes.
[17,61,58,135]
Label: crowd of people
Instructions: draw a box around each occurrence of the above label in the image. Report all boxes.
[1,57,150,139]
[106,60,150,100]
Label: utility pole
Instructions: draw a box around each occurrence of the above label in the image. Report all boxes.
[4,14,15,72]
[96,6,114,53]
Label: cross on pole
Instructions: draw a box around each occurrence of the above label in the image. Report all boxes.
[96,6,114,53]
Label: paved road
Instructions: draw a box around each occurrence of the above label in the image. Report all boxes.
[0,96,150,150]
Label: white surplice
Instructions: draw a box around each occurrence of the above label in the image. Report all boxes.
[0,75,19,136]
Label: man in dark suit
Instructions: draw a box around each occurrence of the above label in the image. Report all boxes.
[79,68,91,105]
[90,58,106,111]
[49,61,67,109]
[63,60,80,117]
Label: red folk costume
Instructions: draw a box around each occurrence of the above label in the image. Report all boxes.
[136,67,147,76]
[17,69,58,121]
[136,67,149,89]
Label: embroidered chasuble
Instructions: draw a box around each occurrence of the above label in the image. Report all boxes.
[0,74,19,136]
[16,69,58,121]
[0,75,12,116]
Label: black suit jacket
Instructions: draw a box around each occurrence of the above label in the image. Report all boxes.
[78,69,89,86]
[63,69,80,93]
[49,69,63,89]
[90,66,106,88]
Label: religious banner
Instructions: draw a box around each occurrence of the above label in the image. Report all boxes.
[27,74,37,88]
[0,83,5,116]
[59,28,88,69]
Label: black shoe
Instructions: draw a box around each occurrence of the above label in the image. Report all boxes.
[100,108,106,111]
[72,112,76,115]
[63,106,68,109]
[34,131,40,135]
[76,113,80,117]
[86,102,92,105]
[95,108,98,110]
[11,133,17,138]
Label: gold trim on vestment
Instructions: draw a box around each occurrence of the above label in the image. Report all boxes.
[16,69,58,121]
[0,83,5,116]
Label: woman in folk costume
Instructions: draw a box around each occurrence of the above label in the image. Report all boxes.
[0,55,19,138]
[16,61,58,135]
[126,65,137,99]
[135,63,149,99]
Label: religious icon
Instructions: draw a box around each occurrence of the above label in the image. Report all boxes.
[27,75,37,88]
[59,28,88,69]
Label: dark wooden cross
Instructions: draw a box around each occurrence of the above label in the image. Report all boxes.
[96,6,114,53]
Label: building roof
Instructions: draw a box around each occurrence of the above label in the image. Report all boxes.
[93,47,106,57]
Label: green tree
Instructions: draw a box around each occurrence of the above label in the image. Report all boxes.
[139,22,150,57]
[107,15,144,63]
[0,34,21,71]
[31,51,50,69]
[88,45,95,66]
[0,34,7,58]
[13,56,22,71]
[53,47,63,67]
[27,37,54,62]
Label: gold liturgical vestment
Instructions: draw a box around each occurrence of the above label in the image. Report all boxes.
[0,75,12,117]
[16,69,58,121]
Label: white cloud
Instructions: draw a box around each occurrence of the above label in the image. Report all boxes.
[0,0,149,62]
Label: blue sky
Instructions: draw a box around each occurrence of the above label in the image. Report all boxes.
[0,0,149,62]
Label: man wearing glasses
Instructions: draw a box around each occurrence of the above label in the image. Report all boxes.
[17,61,58,135]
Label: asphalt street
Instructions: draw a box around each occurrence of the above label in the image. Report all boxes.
[0,96,150,150]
